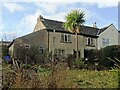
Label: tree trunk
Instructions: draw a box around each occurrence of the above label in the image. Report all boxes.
[75,32,78,60]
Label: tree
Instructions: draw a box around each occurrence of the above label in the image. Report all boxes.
[63,9,85,60]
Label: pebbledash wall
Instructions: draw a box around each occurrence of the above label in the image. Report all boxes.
[118,31,120,44]
[97,24,119,49]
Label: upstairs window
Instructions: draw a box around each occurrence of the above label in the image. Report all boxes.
[61,34,71,43]
[86,37,94,46]
[102,38,109,47]
[24,44,30,49]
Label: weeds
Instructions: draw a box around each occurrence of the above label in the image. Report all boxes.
[2,58,119,88]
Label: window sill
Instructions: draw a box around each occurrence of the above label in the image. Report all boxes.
[60,41,72,43]
[86,45,95,47]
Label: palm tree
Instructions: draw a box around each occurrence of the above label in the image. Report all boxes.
[63,9,85,60]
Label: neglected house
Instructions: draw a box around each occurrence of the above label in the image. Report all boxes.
[8,15,120,63]
[0,41,11,59]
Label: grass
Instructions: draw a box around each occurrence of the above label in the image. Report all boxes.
[67,69,118,88]
[2,62,119,88]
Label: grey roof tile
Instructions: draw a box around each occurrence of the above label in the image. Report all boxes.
[42,18,99,36]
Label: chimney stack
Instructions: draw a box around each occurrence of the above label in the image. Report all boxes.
[39,15,43,19]
[93,22,97,28]
[37,15,44,22]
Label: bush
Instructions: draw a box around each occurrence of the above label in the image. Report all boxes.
[84,45,120,69]
[35,65,47,73]
[75,59,87,69]
[99,45,120,68]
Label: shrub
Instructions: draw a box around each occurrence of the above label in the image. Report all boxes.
[84,45,120,69]
[75,59,87,69]
[35,65,47,73]
[67,54,76,68]
[99,45,120,68]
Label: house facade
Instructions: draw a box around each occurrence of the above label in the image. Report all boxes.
[97,24,119,49]
[9,15,99,59]
[9,15,120,60]
[118,31,120,44]
[0,40,11,58]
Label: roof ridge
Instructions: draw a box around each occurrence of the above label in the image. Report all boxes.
[101,23,113,29]
[43,17,100,30]
[43,18,63,23]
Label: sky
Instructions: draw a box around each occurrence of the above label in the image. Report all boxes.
[0,0,119,41]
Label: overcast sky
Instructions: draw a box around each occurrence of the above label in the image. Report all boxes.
[0,0,119,41]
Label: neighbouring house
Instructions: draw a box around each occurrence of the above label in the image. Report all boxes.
[8,15,120,62]
[0,40,11,46]
[97,24,119,49]
[0,40,11,59]
[118,31,120,44]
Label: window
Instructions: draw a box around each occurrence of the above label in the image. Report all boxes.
[86,37,94,46]
[102,38,106,46]
[24,44,30,49]
[64,34,68,42]
[102,38,109,47]
[73,50,81,58]
[106,39,109,45]
[68,35,71,42]
[61,34,64,42]
[55,49,65,56]
[39,46,44,54]
[87,38,91,45]
[61,34,71,42]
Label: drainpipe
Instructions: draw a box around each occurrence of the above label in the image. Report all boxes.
[48,32,49,52]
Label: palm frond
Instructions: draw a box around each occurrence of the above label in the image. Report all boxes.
[63,9,85,33]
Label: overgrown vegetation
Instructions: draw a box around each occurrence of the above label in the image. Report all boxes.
[85,45,120,68]
[2,60,119,88]
[2,45,120,88]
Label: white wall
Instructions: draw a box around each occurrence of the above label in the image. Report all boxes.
[98,24,119,49]
[118,32,120,44]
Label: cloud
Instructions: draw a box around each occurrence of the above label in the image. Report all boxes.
[35,2,59,14]
[94,1,118,8]
[0,31,17,41]
[16,10,43,37]
[1,1,118,39]
[1,0,118,8]
[3,3,24,13]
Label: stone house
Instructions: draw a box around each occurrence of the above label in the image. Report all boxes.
[0,40,11,58]
[8,15,120,61]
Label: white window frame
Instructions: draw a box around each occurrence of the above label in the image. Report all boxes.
[61,34,71,42]
[55,49,65,56]
[87,37,94,46]
[102,38,109,47]
[24,44,30,49]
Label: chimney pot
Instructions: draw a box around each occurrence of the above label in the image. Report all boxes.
[93,22,97,28]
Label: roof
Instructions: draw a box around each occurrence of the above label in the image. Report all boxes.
[98,24,113,35]
[42,18,99,37]
[0,41,11,43]
[0,41,11,46]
